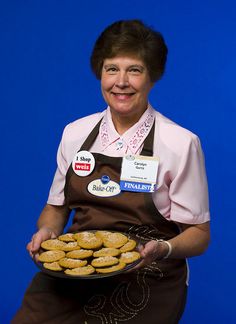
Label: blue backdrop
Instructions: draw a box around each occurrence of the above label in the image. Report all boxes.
[1,1,235,323]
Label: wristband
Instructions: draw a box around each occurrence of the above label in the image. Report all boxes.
[158,239,172,259]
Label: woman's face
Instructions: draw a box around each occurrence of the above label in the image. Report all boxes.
[101,56,153,122]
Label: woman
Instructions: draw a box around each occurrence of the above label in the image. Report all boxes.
[13,20,210,324]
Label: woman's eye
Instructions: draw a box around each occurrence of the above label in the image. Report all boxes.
[106,67,117,73]
[129,68,141,74]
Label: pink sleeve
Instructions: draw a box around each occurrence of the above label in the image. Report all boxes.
[169,136,210,224]
[47,126,69,205]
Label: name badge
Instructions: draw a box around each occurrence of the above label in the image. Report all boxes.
[72,151,95,177]
[120,155,159,193]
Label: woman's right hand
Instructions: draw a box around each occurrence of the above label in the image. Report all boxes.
[26,204,70,261]
[27,227,57,261]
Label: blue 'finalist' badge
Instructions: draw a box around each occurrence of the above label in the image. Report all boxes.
[120,180,156,193]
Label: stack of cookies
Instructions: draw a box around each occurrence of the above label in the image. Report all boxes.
[38,231,141,276]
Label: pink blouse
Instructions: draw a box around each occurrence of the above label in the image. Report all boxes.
[47,104,210,225]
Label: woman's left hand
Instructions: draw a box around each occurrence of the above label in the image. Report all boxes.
[136,240,169,268]
[135,222,210,269]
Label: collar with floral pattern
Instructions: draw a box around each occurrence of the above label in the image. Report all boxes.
[99,104,155,154]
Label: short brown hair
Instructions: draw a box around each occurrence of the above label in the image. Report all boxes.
[90,19,168,82]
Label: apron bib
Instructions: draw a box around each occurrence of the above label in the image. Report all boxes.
[12,119,187,324]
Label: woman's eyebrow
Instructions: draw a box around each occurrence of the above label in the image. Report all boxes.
[103,64,117,69]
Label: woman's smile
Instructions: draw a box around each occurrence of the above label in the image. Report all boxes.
[111,91,135,100]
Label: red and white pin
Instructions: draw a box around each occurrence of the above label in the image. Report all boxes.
[72,150,95,177]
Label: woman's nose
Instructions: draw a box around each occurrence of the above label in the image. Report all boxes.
[115,72,129,88]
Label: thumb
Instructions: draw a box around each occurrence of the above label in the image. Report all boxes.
[31,233,42,252]
[51,232,57,239]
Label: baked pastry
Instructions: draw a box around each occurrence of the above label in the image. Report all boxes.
[41,239,66,251]
[119,251,141,264]
[73,231,94,241]
[66,249,93,259]
[38,250,65,263]
[76,232,103,249]
[58,233,76,242]
[91,256,119,268]
[93,247,120,257]
[95,230,113,240]
[43,261,63,271]
[96,261,126,274]
[120,239,137,252]
[59,258,87,268]
[65,265,95,276]
[102,232,128,248]
[61,242,81,252]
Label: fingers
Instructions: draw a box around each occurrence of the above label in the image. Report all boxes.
[125,244,144,272]
[26,237,39,260]
[26,241,34,257]
[31,232,43,252]
[126,242,158,272]
[51,231,57,239]
[134,241,160,269]
[26,227,57,259]
[140,241,158,260]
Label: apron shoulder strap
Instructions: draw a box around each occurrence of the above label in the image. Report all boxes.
[79,119,102,152]
[140,121,155,156]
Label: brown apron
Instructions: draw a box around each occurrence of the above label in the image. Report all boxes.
[12,120,187,324]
